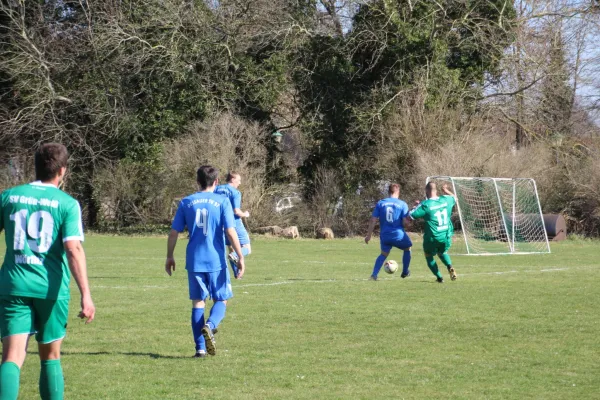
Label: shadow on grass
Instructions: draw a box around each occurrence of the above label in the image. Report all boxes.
[58,351,191,359]
[405,279,447,284]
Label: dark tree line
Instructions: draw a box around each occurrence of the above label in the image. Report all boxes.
[1,1,599,235]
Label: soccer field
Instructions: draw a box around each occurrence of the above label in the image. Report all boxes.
[1,235,599,399]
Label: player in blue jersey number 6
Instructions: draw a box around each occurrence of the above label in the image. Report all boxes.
[165,165,245,358]
[364,183,412,281]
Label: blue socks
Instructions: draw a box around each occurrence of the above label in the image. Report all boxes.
[372,252,411,277]
[207,301,227,330]
[191,308,206,351]
[371,254,387,278]
[194,304,227,349]
[402,250,411,275]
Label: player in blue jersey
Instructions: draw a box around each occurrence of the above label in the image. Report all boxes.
[165,166,245,358]
[364,183,412,280]
[214,172,251,278]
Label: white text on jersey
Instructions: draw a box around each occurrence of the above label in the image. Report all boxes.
[187,198,221,208]
[9,196,59,208]
[15,254,43,265]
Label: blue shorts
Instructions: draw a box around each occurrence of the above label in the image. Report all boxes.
[380,235,413,253]
[225,222,250,246]
[187,269,233,302]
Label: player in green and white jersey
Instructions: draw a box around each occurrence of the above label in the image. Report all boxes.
[409,182,458,283]
[0,143,95,400]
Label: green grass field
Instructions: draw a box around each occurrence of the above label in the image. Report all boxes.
[1,235,599,399]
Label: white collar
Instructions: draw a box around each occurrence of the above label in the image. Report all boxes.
[30,181,58,188]
[428,196,439,200]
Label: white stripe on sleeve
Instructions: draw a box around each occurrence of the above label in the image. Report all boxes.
[63,236,84,242]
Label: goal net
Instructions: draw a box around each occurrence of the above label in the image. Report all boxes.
[425,176,551,255]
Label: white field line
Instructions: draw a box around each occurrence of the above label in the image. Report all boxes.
[87,256,592,270]
[90,266,595,290]
[237,279,336,288]
[89,257,345,264]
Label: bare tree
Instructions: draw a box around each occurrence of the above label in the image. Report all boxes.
[484,0,600,146]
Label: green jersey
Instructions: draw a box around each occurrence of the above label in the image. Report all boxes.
[0,182,84,300]
[409,195,456,242]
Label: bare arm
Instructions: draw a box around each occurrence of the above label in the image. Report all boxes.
[234,208,250,218]
[64,240,95,324]
[364,216,378,244]
[225,227,245,279]
[165,229,179,276]
[442,183,455,197]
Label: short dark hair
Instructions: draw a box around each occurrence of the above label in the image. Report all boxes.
[388,183,400,195]
[197,165,219,189]
[35,143,68,181]
[425,181,437,196]
[226,171,239,183]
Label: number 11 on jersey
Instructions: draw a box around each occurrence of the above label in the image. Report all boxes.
[434,209,448,231]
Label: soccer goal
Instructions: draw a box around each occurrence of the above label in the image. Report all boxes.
[425,176,551,255]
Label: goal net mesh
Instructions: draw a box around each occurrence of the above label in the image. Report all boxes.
[426,177,550,255]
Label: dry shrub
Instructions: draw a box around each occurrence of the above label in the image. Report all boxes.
[304,167,377,237]
[553,144,600,235]
[0,154,34,193]
[164,113,268,219]
[0,168,16,193]
[330,191,373,237]
[376,101,600,235]
[93,113,272,229]
[411,132,600,235]
[371,91,474,205]
[413,134,555,187]
[308,167,342,231]
[93,160,171,228]
[374,102,558,203]
[165,113,272,228]
[254,183,314,233]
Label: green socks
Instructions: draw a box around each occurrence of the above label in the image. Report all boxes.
[0,359,64,400]
[40,359,64,400]
[0,361,20,400]
[438,253,452,268]
[426,256,443,279]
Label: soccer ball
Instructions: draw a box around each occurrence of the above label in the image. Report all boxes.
[383,260,398,274]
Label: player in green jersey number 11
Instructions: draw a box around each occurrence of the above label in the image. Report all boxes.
[409,182,458,283]
[0,143,95,400]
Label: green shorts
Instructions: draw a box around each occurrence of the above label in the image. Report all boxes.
[423,239,452,256]
[0,296,69,344]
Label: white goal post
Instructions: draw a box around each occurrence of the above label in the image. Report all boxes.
[425,176,551,255]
